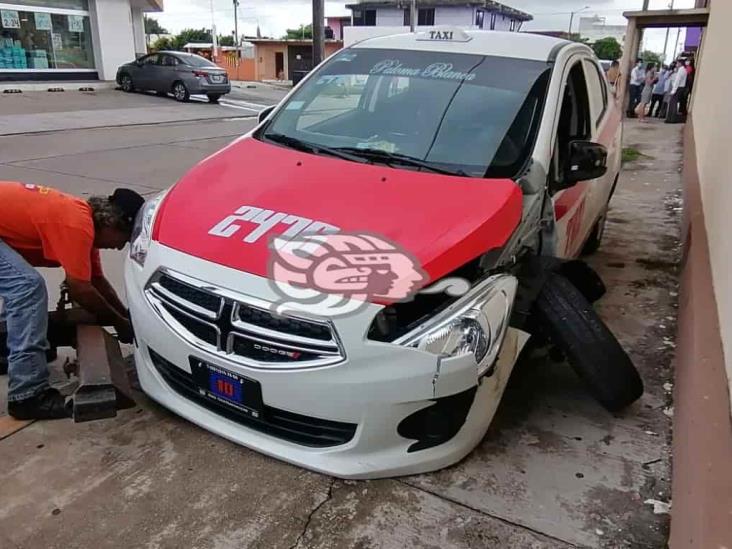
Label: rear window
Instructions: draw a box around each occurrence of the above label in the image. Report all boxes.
[178,54,217,68]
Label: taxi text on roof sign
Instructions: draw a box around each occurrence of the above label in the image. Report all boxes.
[416,28,472,43]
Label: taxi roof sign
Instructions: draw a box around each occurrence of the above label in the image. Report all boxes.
[416,28,472,43]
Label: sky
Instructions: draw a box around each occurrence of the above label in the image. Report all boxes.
[150,0,697,60]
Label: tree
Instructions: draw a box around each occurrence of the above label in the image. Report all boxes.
[218,35,235,47]
[144,15,168,35]
[593,37,622,61]
[151,36,174,51]
[640,50,664,67]
[171,28,212,51]
[284,24,312,40]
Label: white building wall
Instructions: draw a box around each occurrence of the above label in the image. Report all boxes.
[435,6,474,26]
[493,14,512,31]
[376,8,404,26]
[131,7,147,57]
[90,0,136,80]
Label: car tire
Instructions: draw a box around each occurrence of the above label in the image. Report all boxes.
[120,74,134,93]
[533,273,644,412]
[207,94,221,104]
[172,81,190,102]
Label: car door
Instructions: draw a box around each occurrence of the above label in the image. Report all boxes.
[582,57,621,220]
[135,53,160,91]
[550,57,596,259]
[155,54,179,93]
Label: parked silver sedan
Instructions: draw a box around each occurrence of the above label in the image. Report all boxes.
[116,51,231,103]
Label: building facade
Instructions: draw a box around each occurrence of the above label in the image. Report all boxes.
[578,15,627,44]
[250,39,343,82]
[343,0,531,46]
[0,0,162,82]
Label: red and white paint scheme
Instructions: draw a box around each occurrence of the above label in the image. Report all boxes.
[125,28,622,479]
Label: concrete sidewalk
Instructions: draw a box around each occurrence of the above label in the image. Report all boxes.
[0,119,679,548]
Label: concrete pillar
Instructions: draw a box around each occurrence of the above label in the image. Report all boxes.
[131,7,147,57]
[89,0,136,80]
[618,16,640,114]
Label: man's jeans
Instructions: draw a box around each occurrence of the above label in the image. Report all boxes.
[628,85,642,114]
[0,239,50,402]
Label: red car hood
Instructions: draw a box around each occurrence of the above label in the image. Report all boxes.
[155,138,522,287]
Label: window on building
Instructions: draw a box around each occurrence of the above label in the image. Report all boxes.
[0,6,95,71]
[490,13,497,30]
[475,10,485,29]
[417,8,435,26]
[403,8,410,27]
[353,9,376,26]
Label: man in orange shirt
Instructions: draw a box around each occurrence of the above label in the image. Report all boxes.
[0,181,144,420]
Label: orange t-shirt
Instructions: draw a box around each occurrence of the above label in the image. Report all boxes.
[0,182,103,281]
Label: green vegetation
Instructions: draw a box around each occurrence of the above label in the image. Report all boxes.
[593,37,622,61]
[640,50,664,67]
[622,147,649,164]
[144,15,168,35]
[284,24,312,40]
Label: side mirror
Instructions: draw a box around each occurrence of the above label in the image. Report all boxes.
[258,105,275,124]
[558,140,608,189]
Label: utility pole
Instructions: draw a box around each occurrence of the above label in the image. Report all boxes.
[233,0,240,58]
[568,5,589,38]
[209,0,218,60]
[312,0,325,67]
[410,0,416,32]
[663,0,675,63]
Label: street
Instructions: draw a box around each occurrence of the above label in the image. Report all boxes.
[0,90,678,548]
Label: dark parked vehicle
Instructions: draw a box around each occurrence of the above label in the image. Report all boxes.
[116,51,231,103]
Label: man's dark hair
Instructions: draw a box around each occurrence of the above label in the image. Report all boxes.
[88,188,144,233]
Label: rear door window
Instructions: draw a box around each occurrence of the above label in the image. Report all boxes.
[583,59,608,128]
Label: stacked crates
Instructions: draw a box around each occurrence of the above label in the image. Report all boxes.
[28,50,49,69]
[0,39,27,69]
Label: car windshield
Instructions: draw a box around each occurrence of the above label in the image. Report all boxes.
[259,48,551,178]
[179,53,217,68]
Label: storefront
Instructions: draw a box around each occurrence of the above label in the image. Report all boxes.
[0,0,162,81]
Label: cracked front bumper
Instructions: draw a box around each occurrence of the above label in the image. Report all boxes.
[126,243,526,479]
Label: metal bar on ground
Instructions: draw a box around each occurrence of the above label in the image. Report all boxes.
[72,325,135,423]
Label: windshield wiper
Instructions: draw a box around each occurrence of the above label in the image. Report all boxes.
[264,133,369,164]
[335,147,469,177]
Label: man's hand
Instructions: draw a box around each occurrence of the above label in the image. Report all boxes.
[65,277,129,328]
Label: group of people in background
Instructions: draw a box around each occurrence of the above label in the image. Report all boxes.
[624,57,695,124]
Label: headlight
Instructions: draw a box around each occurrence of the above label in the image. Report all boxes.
[129,191,166,267]
[395,275,517,376]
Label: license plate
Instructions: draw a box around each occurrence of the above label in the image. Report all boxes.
[210,75,223,83]
[189,358,263,418]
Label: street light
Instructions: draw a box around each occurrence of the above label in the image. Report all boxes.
[568,5,590,37]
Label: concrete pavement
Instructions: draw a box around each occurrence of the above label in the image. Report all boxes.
[0,94,679,548]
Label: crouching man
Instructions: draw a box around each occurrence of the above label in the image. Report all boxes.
[0,181,144,420]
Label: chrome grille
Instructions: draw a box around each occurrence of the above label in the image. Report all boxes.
[145,270,344,369]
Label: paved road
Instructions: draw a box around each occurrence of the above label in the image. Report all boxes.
[0,96,678,548]
[0,85,287,135]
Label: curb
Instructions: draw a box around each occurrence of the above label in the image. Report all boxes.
[0,81,116,93]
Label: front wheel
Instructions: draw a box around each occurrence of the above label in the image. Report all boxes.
[533,273,643,412]
[172,81,190,102]
[120,74,134,93]
[207,94,221,104]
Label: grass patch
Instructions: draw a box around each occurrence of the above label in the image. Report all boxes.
[622,146,649,163]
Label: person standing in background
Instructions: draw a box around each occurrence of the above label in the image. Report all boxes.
[606,60,621,96]
[667,60,688,123]
[635,63,657,122]
[649,65,668,118]
[628,59,645,117]
[660,62,677,119]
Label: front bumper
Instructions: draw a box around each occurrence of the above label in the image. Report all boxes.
[126,244,526,479]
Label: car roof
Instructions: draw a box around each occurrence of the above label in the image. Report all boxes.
[352,30,572,62]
